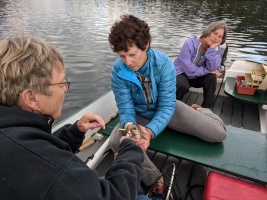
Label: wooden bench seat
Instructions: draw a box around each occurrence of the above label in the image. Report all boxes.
[99,91,266,185]
[149,126,267,184]
[92,89,266,185]
[99,117,267,185]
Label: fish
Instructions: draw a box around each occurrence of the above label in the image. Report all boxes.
[119,124,147,140]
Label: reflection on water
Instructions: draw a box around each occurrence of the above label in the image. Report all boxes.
[0,0,266,123]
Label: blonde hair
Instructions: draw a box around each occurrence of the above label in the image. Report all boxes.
[0,33,64,107]
[201,21,228,45]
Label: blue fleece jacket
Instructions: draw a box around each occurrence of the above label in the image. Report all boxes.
[111,48,176,138]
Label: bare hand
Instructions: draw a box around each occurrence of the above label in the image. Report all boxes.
[131,125,152,151]
[206,35,222,48]
[210,70,221,78]
[77,113,105,132]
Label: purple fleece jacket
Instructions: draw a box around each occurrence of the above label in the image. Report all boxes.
[174,36,223,77]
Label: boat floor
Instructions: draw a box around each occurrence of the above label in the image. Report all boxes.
[77,90,261,199]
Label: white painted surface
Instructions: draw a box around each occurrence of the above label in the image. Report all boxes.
[225,60,262,79]
[52,90,118,169]
[52,90,117,137]
[259,105,267,133]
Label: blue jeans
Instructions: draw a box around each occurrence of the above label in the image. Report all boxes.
[99,176,150,199]
[137,186,150,200]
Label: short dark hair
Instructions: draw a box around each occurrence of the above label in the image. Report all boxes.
[201,21,228,45]
[108,14,151,52]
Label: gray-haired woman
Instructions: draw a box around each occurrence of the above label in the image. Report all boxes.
[174,21,228,109]
[0,33,146,200]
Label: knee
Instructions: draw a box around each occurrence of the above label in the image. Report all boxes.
[177,83,190,91]
[176,74,190,91]
[211,131,227,143]
[207,126,228,143]
[176,81,190,98]
[206,74,217,85]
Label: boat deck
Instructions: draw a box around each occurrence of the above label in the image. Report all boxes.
[78,91,261,199]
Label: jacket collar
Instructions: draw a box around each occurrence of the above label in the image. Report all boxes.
[0,105,54,134]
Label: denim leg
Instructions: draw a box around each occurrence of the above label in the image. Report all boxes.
[137,186,151,200]
[137,194,151,200]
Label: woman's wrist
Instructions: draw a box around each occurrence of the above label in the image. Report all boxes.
[145,127,154,140]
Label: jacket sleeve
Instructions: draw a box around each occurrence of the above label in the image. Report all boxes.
[111,63,138,127]
[174,38,209,77]
[53,121,85,153]
[146,57,176,137]
[44,139,144,200]
[204,46,223,71]
[174,38,222,77]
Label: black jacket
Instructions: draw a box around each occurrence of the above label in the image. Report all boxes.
[0,106,144,200]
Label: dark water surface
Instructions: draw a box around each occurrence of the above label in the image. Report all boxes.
[0,0,266,123]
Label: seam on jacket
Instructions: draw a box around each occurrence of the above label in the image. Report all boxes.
[0,129,61,168]
[41,155,75,199]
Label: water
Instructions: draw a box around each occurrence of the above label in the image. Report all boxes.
[0,0,266,124]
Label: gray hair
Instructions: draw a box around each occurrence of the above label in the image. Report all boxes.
[201,21,228,45]
[0,33,64,107]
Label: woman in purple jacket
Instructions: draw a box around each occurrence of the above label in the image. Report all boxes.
[174,21,228,108]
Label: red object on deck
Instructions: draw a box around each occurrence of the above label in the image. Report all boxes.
[236,75,257,96]
[202,172,267,200]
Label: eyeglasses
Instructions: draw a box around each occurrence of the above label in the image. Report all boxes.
[50,77,70,92]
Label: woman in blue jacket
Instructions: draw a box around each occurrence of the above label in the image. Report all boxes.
[108,14,227,192]
[174,21,228,108]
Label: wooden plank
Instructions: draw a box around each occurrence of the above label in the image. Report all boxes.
[213,95,224,117]
[243,102,260,131]
[231,100,243,128]
[220,97,233,125]
[148,126,267,184]
[195,93,203,106]
[184,92,199,106]
[184,164,206,199]
[182,92,191,103]
[100,119,267,184]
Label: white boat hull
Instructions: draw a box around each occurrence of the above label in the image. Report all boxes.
[52,91,118,169]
